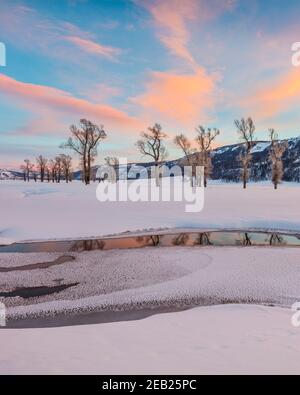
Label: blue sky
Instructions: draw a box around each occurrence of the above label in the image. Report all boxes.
[0,0,300,168]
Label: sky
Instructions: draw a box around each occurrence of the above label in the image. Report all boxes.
[0,0,300,168]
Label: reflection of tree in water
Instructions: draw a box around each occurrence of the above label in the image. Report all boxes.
[135,235,160,247]
[150,235,160,246]
[268,233,285,246]
[172,233,189,246]
[194,232,212,245]
[242,233,252,246]
[70,239,105,252]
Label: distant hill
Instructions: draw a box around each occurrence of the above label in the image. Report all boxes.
[0,169,23,180]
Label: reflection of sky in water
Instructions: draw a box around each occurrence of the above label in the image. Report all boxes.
[0,232,300,253]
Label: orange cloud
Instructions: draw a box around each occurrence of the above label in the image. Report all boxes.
[132,68,217,127]
[245,68,300,119]
[66,36,121,61]
[0,73,140,132]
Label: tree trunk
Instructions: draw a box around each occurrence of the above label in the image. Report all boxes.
[155,163,159,187]
[86,154,91,185]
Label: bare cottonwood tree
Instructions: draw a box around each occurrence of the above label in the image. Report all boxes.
[174,134,197,186]
[21,159,34,182]
[269,129,288,190]
[235,117,256,189]
[136,123,168,186]
[55,156,62,183]
[195,126,220,188]
[36,155,48,182]
[46,165,50,183]
[60,154,72,183]
[61,119,107,185]
[48,159,56,183]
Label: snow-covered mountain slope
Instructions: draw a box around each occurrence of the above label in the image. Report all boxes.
[211,137,300,182]
[0,169,23,180]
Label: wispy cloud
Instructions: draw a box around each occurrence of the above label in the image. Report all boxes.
[139,0,199,68]
[138,0,237,69]
[65,36,122,61]
[0,4,122,64]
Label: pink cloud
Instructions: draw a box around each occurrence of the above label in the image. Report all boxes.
[0,74,140,133]
[81,83,122,103]
[139,0,237,68]
[66,36,122,61]
[139,0,199,68]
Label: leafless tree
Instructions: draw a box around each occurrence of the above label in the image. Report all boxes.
[235,117,256,189]
[55,156,62,183]
[195,126,220,187]
[46,165,50,183]
[36,155,48,182]
[21,159,34,182]
[48,159,56,183]
[269,129,288,190]
[136,124,168,187]
[60,154,72,183]
[61,119,107,185]
[174,134,197,186]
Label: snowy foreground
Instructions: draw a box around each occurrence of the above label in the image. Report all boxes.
[1,246,300,374]
[1,246,300,318]
[1,304,300,375]
[0,180,300,244]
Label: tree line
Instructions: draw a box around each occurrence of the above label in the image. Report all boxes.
[20,117,289,189]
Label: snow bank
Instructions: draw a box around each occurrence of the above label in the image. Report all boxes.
[0,304,299,374]
[0,180,300,244]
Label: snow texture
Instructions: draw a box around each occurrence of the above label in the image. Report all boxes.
[1,246,300,319]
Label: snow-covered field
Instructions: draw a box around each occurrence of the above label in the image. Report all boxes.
[0,180,299,245]
[1,304,300,375]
